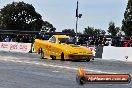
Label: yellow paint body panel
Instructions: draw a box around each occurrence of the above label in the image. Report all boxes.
[33,35,93,60]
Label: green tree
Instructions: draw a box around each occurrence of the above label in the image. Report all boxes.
[100,30,106,35]
[107,22,120,36]
[0,13,2,28]
[122,0,132,36]
[94,29,106,35]
[62,29,75,34]
[0,1,43,31]
[41,21,56,32]
[83,26,106,35]
[83,26,95,35]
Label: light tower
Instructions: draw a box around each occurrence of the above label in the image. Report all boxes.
[75,0,82,44]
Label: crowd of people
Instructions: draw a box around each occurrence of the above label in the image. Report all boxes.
[77,36,132,47]
[78,36,109,46]
[0,34,35,43]
[0,34,132,47]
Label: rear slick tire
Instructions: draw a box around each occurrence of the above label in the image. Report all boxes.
[61,53,65,61]
[41,51,44,59]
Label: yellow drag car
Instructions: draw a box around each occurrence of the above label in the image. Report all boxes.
[33,35,94,62]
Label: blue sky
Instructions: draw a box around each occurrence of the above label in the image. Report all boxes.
[0,0,128,33]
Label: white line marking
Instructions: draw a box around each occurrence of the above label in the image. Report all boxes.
[52,70,59,73]
[0,58,131,75]
[16,61,23,63]
[25,62,32,64]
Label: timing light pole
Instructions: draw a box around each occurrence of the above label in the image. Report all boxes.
[75,0,82,44]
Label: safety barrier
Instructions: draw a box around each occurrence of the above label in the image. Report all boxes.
[86,46,103,58]
[0,42,31,53]
[95,46,103,58]
[0,42,132,62]
[102,46,132,62]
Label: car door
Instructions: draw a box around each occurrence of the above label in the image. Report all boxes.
[48,36,57,58]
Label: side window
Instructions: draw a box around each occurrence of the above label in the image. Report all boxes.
[49,36,56,43]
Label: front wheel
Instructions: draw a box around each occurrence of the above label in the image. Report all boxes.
[51,55,56,60]
[86,58,90,62]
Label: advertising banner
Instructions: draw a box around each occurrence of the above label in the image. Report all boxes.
[0,42,31,53]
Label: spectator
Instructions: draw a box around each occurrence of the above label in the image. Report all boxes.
[129,37,132,47]
[4,36,10,42]
[123,41,129,47]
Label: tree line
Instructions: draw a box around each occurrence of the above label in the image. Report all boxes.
[62,21,121,36]
[0,1,132,36]
[0,2,56,32]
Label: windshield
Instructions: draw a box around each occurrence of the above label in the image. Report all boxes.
[58,38,75,44]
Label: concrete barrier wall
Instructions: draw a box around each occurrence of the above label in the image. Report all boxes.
[85,46,103,58]
[1,42,132,62]
[102,46,132,62]
[0,42,31,53]
[95,46,103,58]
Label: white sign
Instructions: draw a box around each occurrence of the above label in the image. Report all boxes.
[17,43,31,52]
[102,46,132,62]
[0,42,31,53]
[0,42,11,51]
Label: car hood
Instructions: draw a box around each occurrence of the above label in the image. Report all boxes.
[60,44,92,54]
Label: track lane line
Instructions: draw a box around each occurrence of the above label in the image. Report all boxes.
[0,58,131,76]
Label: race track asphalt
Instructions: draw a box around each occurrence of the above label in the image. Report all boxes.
[0,51,131,88]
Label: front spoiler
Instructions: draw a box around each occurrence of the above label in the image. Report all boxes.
[67,54,94,60]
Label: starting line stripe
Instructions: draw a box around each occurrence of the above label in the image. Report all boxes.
[0,58,131,75]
